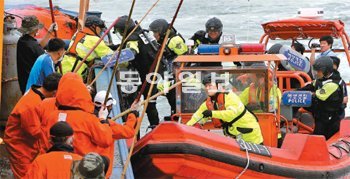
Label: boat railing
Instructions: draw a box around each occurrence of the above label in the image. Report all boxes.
[276,71,312,92]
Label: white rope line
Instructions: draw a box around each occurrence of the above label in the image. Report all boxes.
[235,139,250,179]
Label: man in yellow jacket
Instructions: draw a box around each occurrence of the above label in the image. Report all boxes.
[239,73,281,113]
[186,74,264,144]
[61,15,113,79]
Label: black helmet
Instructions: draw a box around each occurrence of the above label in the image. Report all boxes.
[149,19,169,36]
[330,56,340,69]
[202,73,214,85]
[205,17,223,33]
[85,15,105,28]
[267,43,283,54]
[292,42,305,55]
[113,15,136,35]
[202,73,224,85]
[313,56,334,76]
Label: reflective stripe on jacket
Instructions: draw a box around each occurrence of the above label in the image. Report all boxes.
[61,28,113,76]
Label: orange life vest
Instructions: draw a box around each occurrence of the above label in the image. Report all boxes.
[248,83,265,104]
[67,27,95,56]
[205,93,225,128]
[66,27,96,72]
[205,93,258,137]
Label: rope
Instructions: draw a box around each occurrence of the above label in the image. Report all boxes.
[329,144,343,159]
[235,139,250,179]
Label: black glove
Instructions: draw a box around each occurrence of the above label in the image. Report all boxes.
[108,44,120,51]
[202,110,212,118]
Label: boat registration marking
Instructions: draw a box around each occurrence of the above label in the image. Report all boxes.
[236,139,272,157]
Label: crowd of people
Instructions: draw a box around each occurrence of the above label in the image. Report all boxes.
[3,13,348,178]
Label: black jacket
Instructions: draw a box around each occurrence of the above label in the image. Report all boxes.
[298,73,343,114]
[17,34,45,94]
[125,30,165,81]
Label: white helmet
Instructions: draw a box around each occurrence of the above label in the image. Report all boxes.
[94,90,117,107]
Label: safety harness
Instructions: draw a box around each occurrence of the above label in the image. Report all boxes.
[206,93,252,137]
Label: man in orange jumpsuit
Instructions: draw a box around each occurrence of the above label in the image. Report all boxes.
[4,73,62,178]
[93,90,138,177]
[40,72,113,157]
[25,121,82,178]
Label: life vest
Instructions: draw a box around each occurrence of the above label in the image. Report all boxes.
[248,84,265,105]
[205,93,253,137]
[67,28,95,56]
[205,93,225,128]
[66,28,95,72]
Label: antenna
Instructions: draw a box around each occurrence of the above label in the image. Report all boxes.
[246,0,252,42]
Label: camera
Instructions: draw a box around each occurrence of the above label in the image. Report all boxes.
[311,43,320,48]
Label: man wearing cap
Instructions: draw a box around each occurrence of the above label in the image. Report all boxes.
[17,15,58,94]
[93,90,137,177]
[71,152,107,178]
[4,73,62,178]
[190,17,223,49]
[25,122,82,178]
[93,90,117,117]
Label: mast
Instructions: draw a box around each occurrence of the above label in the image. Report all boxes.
[78,0,89,30]
[0,0,4,108]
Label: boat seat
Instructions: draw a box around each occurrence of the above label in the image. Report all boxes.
[281,133,330,161]
[299,113,314,128]
[280,126,298,134]
[280,104,293,121]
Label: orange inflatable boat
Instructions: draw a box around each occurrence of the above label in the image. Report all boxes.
[131,121,350,178]
[130,41,350,178]
[6,4,77,40]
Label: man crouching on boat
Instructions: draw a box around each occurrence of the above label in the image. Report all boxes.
[186,73,264,144]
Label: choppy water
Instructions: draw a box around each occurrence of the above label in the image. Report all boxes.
[5,0,350,128]
[6,0,350,75]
